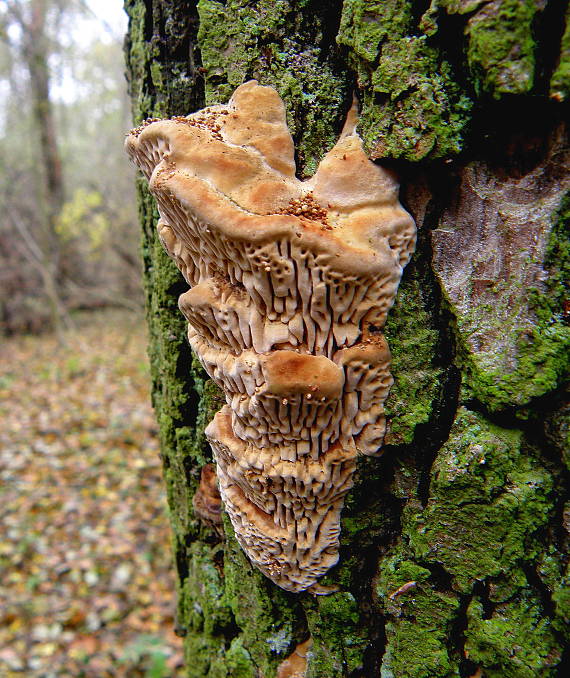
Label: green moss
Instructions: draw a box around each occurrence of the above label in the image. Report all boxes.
[406,409,554,592]
[365,36,471,159]
[537,547,570,636]
[465,0,538,97]
[124,1,155,121]
[303,592,369,678]
[206,638,257,678]
[422,0,542,99]
[551,560,570,626]
[461,326,569,412]
[538,192,570,322]
[197,0,351,175]
[457,194,570,411]
[189,356,225,463]
[183,636,224,678]
[184,633,257,678]
[376,556,461,678]
[178,542,242,677]
[545,404,570,471]
[383,266,444,445]
[376,408,565,675]
[222,517,303,677]
[338,0,412,63]
[465,593,561,677]
[183,543,234,637]
[419,0,486,35]
[222,638,256,678]
[179,527,302,678]
[550,3,570,101]
[338,0,471,160]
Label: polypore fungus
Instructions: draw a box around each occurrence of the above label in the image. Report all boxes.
[126,81,416,593]
[192,463,223,532]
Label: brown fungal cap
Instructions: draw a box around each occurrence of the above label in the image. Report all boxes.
[125,81,416,592]
[261,351,344,401]
[170,110,227,140]
[276,638,312,678]
[192,463,222,528]
[128,117,162,138]
[125,80,415,271]
[222,80,296,177]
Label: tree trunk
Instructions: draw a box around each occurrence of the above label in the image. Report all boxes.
[17,0,67,333]
[26,0,64,231]
[124,1,569,676]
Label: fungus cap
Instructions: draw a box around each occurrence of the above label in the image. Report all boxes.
[125,81,416,592]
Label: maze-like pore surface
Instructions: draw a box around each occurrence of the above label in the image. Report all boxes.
[126,81,416,592]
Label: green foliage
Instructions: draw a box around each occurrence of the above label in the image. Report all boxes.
[55,188,109,253]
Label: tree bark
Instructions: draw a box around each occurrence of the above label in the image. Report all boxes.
[26,0,64,231]
[124,1,569,676]
[8,0,67,333]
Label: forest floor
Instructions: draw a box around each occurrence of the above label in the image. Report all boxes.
[0,311,184,677]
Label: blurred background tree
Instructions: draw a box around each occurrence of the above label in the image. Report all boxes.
[0,0,141,337]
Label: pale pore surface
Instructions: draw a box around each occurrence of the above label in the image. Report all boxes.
[126,81,416,592]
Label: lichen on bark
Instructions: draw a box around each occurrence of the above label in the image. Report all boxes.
[430,127,570,412]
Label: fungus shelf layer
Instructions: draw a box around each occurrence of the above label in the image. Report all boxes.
[126,80,416,592]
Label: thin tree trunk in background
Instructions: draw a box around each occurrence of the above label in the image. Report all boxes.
[19,0,66,334]
[125,1,569,676]
[27,0,64,227]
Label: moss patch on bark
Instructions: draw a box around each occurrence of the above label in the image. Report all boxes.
[464,0,539,97]
[303,592,370,677]
[375,407,566,676]
[337,0,472,160]
[197,0,351,175]
[383,263,445,445]
[376,557,461,678]
[550,3,570,101]
[407,409,553,590]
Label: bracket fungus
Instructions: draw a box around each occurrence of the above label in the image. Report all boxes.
[126,81,416,593]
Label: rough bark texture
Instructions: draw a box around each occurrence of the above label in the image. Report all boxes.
[124,1,569,676]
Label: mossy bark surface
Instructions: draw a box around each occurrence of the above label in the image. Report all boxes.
[124,1,569,676]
